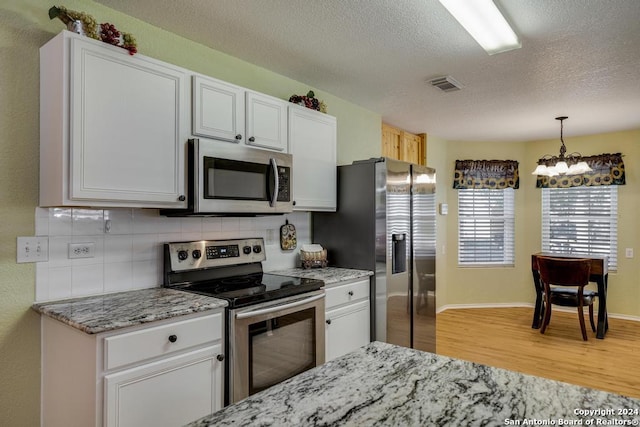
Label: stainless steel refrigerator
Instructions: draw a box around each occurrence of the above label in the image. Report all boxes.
[313,158,436,352]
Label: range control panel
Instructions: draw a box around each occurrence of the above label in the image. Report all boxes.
[166,238,266,272]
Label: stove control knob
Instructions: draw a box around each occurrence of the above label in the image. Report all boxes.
[177,250,189,261]
[192,249,202,259]
[252,245,262,254]
[243,245,252,255]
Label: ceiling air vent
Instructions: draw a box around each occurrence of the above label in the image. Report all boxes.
[429,76,463,92]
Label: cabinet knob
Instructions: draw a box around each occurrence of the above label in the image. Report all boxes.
[216,354,225,362]
[326,319,332,325]
[168,334,178,343]
[235,134,243,140]
[178,195,186,201]
[348,291,354,297]
[248,136,255,142]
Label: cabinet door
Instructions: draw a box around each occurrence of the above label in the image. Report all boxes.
[192,75,245,143]
[325,300,370,362]
[104,345,223,427]
[69,37,187,205]
[403,132,424,165]
[381,123,401,159]
[288,106,337,211]
[245,91,288,152]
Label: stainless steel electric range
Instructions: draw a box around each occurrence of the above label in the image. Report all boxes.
[163,238,325,405]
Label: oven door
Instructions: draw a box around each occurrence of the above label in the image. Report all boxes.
[228,290,325,404]
[194,138,293,214]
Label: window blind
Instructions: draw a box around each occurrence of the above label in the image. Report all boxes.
[541,186,618,271]
[458,188,515,266]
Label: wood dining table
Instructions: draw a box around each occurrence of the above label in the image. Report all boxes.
[531,252,609,339]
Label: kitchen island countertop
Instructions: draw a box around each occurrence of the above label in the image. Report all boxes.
[186,341,640,426]
[32,288,227,334]
[269,266,372,286]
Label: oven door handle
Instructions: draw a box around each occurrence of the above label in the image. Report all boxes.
[235,293,324,320]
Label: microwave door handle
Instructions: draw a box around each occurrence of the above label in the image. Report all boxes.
[269,158,279,207]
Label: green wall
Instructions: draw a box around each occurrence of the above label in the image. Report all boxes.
[0,1,380,424]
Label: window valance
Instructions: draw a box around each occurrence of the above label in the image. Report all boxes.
[453,160,520,190]
[535,153,625,188]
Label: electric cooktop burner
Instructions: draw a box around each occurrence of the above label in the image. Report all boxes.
[171,273,323,308]
[163,238,324,308]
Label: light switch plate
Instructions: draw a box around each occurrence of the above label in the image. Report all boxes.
[17,236,49,263]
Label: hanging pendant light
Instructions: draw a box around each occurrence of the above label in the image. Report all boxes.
[531,116,592,177]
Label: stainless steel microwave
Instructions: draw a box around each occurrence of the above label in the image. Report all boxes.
[162,138,293,216]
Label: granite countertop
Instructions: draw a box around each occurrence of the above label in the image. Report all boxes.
[187,341,640,427]
[32,288,228,334]
[269,267,372,285]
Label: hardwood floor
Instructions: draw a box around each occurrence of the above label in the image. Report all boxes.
[435,307,640,399]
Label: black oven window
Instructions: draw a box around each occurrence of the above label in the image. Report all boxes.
[204,157,268,200]
[248,308,316,395]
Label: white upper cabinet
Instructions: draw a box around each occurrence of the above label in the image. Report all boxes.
[192,75,288,152]
[39,31,189,208]
[245,91,288,151]
[288,105,337,211]
[192,75,245,143]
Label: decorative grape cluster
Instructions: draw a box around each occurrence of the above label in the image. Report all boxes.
[99,23,120,46]
[49,6,138,55]
[288,91,327,113]
[122,32,137,55]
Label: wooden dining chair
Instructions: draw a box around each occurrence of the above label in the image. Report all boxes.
[537,256,597,341]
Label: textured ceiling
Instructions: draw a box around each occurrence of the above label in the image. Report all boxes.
[95,0,640,142]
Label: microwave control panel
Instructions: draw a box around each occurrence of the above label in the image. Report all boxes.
[277,166,291,201]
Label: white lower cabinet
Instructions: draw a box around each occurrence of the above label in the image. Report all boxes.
[104,346,221,427]
[41,310,224,427]
[324,278,371,361]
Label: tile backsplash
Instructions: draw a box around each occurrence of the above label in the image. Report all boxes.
[34,207,311,302]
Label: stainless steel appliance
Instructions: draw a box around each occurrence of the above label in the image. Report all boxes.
[162,138,293,216]
[313,158,436,352]
[163,238,325,405]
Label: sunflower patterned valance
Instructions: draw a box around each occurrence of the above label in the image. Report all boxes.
[535,153,625,188]
[453,160,520,189]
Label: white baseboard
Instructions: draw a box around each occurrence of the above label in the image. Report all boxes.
[436,303,640,323]
[436,302,532,314]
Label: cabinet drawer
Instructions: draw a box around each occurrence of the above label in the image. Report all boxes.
[104,312,222,370]
[325,279,369,310]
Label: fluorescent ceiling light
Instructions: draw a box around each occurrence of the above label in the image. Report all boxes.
[439,0,521,55]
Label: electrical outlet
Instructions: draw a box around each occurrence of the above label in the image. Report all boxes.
[625,248,634,258]
[17,237,49,263]
[68,242,95,259]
